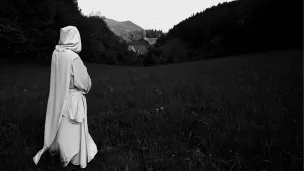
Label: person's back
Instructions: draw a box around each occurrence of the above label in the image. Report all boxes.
[33,26,97,169]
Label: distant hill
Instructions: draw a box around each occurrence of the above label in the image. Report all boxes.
[104,18,146,42]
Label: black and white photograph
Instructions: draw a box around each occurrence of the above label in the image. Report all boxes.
[0,0,302,170]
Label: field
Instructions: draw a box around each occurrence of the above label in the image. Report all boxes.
[0,50,302,171]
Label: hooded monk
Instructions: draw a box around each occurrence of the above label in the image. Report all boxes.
[33,26,98,168]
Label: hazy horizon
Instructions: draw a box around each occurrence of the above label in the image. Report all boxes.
[78,0,234,32]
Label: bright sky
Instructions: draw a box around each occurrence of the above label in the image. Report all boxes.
[78,0,234,32]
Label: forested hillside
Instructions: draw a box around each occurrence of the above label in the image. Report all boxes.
[145,29,163,38]
[0,0,131,64]
[148,0,302,65]
[104,18,146,42]
[1,0,302,66]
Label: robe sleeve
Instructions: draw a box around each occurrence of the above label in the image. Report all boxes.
[72,58,92,94]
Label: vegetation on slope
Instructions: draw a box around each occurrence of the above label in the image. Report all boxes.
[146,0,302,65]
[104,18,146,42]
[1,0,301,67]
[0,0,132,65]
[145,29,163,38]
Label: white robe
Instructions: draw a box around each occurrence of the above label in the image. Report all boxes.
[33,26,97,168]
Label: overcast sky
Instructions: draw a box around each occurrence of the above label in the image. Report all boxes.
[78,0,234,32]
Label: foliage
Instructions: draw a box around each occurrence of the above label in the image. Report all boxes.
[128,30,146,41]
[154,0,302,62]
[104,18,146,42]
[145,29,163,38]
[0,0,129,64]
[123,51,139,66]
[2,0,300,66]
[154,33,167,48]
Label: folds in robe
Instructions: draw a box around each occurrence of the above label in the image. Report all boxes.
[33,26,97,168]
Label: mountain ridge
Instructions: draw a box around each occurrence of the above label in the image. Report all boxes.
[104,18,146,42]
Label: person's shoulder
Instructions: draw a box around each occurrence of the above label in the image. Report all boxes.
[53,50,80,63]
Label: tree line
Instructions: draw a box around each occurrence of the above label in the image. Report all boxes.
[0,0,140,65]
[145,29,163,38]
[146,0,302,66]
[1,0,302,66]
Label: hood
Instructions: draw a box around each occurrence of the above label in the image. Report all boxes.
[55,26,82,53]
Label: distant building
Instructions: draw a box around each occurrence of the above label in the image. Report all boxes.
[128,39,150,47]
[128,45,148,55]
[128,46,136,53]
[144,38,158,47]
[128,39,150,55]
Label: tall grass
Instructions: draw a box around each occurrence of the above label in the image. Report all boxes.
[0,50,302,171]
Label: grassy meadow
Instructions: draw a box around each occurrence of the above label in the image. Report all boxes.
[0,50,302,171]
